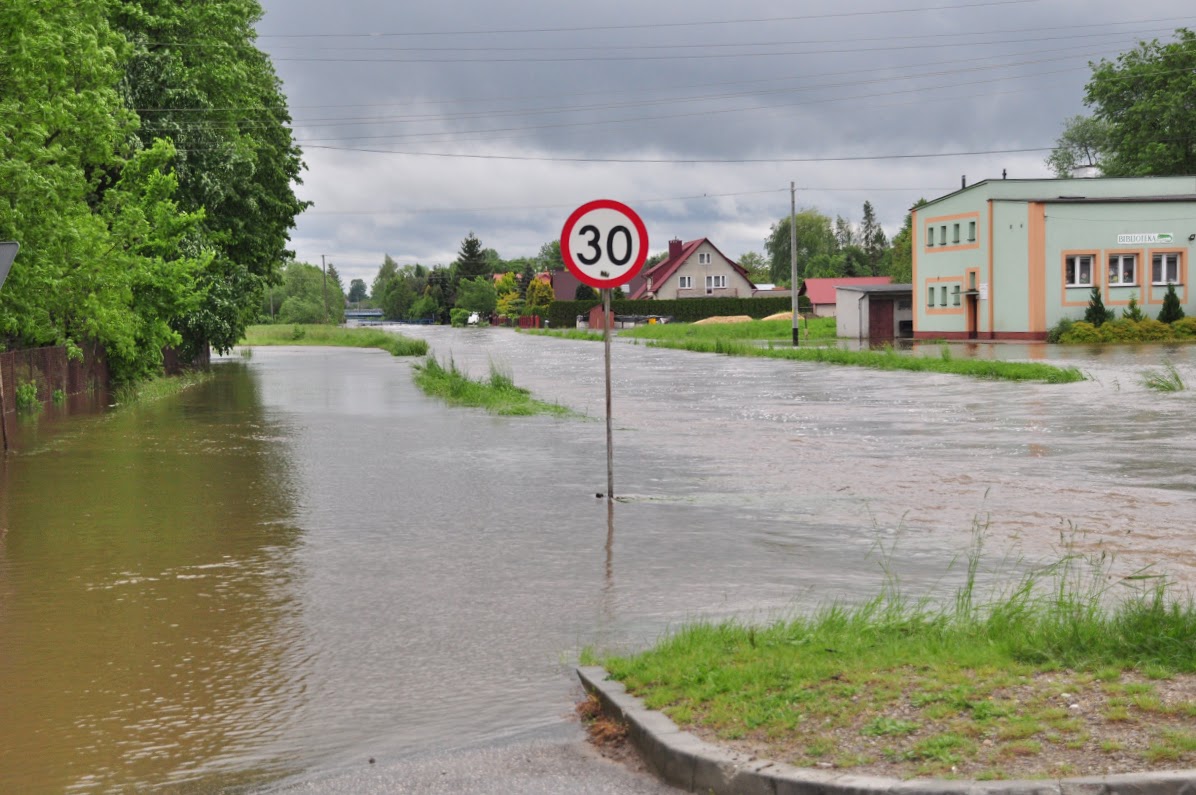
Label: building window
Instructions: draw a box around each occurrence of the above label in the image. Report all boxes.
[678,275,692,289]
[953,223,960,244]
[927,286,935,306]
[952,285,961,306]
[968,221,976,242]
[1108,254,1136,285]
[940,226,947,245]
[705,275,726,292]
[927,227,935,247]
[940,285,947,306]
[698,252,712,264]
[1065,255,1093,287]
[1152,252,1180,284]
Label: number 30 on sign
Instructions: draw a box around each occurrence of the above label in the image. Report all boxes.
[561,199,649,289]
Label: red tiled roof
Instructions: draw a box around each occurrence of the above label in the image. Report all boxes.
[629,238,753,300]
[798,277,892,305]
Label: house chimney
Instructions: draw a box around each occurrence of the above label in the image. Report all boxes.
[669,238,683,261]
[961,175,967,189]
[1002,169,1007,180]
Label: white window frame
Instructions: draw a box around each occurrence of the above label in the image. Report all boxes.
[1108,254,1137,286]
[1152,252,1180,285]
[705,274,726,292]
[678,275,693,289]
[697,252,712,264]
[1065,254,1093,287]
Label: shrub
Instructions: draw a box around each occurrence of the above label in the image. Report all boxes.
[1171,317,1196,339]
[15,381,40,412]
[1047,317,1074,343]
[1135,318,1173,341]
[1158,283,1185,324]
[450,307,471,327]
[1121,294,1146,322]
[1099,318,1142,343]
[1059,321,1102,344]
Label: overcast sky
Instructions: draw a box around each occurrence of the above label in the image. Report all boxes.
[252,0,1195,288]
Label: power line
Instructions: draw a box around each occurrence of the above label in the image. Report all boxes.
[254,0,1039,39]
[299,144,1054,164]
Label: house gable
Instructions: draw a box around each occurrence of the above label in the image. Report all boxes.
[630,238,755,299]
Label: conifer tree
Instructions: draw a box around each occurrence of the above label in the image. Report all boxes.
[454,232,489,284]
[1084,286,1113,326]
[1158,283,1185,323]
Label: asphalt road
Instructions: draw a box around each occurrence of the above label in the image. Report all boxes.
[261,723,682,795]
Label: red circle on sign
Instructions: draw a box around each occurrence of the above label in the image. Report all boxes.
[560,199,649,289]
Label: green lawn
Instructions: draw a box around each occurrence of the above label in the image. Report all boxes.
[240,324,428,356]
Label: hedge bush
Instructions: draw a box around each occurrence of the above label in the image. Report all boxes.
[1058,321,1102,343]
[546,296,810,328]
[1099,318,1143,342]
[1058,316,1196,344]
[1173,317,1196,339]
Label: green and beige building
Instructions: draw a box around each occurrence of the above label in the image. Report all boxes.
[912,176,1196,340]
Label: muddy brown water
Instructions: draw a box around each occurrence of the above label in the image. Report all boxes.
[0,332,1193,792]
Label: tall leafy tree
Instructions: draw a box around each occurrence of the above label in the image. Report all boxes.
[114,0,309,358]
[1084,29,1196,176]
[348,279,368,304]
[764,210,836,285]
[1045,115,1111,177]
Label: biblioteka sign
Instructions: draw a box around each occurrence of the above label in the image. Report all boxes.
[1117,233,1172,245]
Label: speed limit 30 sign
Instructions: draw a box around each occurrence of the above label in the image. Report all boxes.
[560,199,649,289]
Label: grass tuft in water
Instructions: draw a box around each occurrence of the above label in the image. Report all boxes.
[412,355,573,417]
[113,370,214,405]
[1140,362,1185,392]
[241,324,428,356]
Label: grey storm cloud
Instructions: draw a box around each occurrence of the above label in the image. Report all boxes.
[255,0,1196,287]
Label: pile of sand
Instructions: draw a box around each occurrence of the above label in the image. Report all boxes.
[692,315,753,325]
[761,311,793,321]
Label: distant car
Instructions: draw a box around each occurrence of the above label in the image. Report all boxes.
[467,312,480,326]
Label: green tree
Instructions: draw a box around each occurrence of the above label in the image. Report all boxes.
[455,232,489,284]
[538,240,564,271]
[737,251,770,284]
[574,283,599,301]
[114,0,310,357]
[518,261,537,299]
[764,210,836,285]
[277,261,344,324]
[326,263,344,297]
[1158,283,1185,323]
[348,278,368,304]
[834,216,856,249]
[455,276,497,315]
[1085,286,1113,327]
[1084,29,1196,176]
[1045,115,1111,177]
[883,200,926,284]
[1122,294,1146,322]
[860,201,887,275]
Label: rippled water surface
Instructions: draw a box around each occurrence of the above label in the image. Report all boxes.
[1,331,1193,792]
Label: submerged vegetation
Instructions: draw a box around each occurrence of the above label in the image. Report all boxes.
[595,534,1196,778]
[1140,362,1186,392]
[240,324,428,357]
[637,338,1085,383]
[112,370,214,406]
[412,355,573,417]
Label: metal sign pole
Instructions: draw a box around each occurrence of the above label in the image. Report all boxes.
[603,287,614,501]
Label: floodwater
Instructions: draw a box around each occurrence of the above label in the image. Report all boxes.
[0,331,1193,792]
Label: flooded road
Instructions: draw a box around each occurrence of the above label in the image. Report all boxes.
[1,331,1193,792]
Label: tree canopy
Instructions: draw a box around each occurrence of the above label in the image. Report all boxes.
[1082,28,1196,176]
[0,0,307,381]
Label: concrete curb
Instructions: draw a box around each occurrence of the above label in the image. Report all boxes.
[576,666,1196,795]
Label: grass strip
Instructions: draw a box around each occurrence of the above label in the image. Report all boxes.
[592,539,1196,777]
[113,370,214,405]
[620,316,838,342]
[241,324,428,356]
[638,337,1084,383]
[520,328,606,341]
[412,355,573,416]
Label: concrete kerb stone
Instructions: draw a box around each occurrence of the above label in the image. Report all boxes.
[575,666,1196,795]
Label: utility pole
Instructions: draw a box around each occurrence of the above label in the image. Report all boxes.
[321,254,329,324]
[790,182,799,346]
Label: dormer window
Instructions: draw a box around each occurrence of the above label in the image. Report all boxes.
[698,252,712,264]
